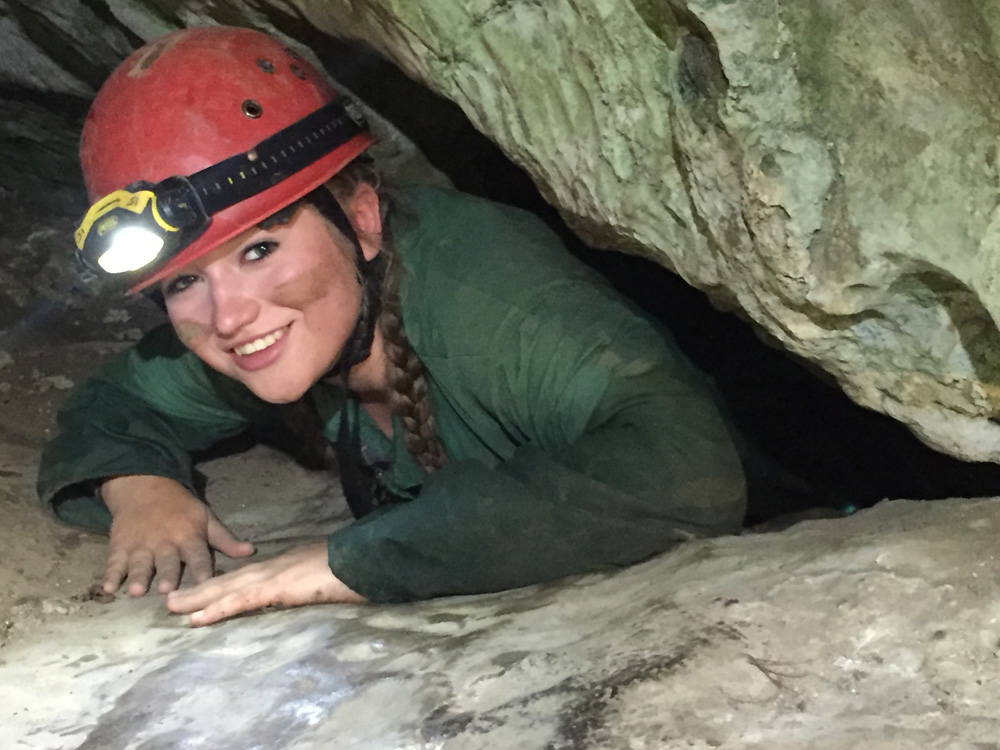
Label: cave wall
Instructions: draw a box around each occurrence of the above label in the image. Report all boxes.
[3,0,1000,461]
[293,0,1000,461]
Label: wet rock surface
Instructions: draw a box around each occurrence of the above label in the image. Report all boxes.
[2,446,998,749]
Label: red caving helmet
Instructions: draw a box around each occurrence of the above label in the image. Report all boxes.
[79,25,374,292]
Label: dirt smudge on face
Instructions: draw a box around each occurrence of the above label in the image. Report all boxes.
[272,246,354,312]
[171,320,209,349]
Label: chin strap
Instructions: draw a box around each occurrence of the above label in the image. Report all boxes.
[309,185,393,519]
[335,253,384,376]
[306,186,385,380]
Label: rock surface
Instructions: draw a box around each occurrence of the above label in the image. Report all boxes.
[2,442,999,749]
[294,0,1000,461]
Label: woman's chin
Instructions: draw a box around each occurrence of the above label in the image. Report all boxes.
[243,377,310,404]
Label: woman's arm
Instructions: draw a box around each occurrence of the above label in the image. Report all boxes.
[325,353,746,603]
[38,325,266,521]
[101,475,254,596]
[164,543,365,626]
[38,324,276,593]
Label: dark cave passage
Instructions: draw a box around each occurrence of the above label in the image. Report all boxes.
[583,249,1000,524]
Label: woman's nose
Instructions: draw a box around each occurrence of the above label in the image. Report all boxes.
[211,282,260,338]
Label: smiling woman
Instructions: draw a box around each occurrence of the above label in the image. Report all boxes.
[37,26,747,626]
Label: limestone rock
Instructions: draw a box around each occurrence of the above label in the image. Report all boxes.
[293,0,1000,461]
[4,444,999,747]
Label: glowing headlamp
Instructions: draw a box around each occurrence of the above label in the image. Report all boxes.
[74,177,208,277]
[74,97,369,284]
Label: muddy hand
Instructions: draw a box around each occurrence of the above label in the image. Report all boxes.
[166,542,364,626]
[100,475,255,597]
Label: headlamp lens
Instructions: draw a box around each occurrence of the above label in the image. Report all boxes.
[76,179,208,284]
[96,226,167,274]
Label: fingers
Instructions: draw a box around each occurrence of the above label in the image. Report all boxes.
[99,477,257,596]
[104,538,217,596]
[154,549,182,594]
[125,549,155,597]
[165,544,362,627]
[206,516,256,559]
[187,588,268,627]
[180,537,215,585]
[102,551,128,594]
[166,565,257,612]
[99,476,229,597]
[166,565,268,625]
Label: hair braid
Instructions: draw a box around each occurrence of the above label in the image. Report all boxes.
[327,159,448,473]
[378,270,448,472]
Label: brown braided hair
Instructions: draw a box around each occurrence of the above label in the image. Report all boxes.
[325,159,448,473]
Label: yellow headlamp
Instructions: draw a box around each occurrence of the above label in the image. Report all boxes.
[75,177,208,279]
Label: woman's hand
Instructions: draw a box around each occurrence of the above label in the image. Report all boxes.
[165,543,365,626]
[101,475,255,597]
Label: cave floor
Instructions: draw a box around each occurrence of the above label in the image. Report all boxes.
[3,436,1000,749]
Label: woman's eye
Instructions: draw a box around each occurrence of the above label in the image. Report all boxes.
[242,240,278,263]
[163,274,199,297]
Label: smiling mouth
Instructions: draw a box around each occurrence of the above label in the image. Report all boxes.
[233,326,287,356]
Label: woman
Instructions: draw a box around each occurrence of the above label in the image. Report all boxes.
[39,26,747,626]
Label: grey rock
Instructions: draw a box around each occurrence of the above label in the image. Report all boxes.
[292,0,1000,462]
[101,309,130,325]
[3,444,999,748]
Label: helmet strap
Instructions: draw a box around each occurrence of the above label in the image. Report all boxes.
[306,186,385,381]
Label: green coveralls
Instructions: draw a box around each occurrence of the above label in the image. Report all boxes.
[37,186,747,603]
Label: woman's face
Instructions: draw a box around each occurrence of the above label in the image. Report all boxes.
[161,188,381,403]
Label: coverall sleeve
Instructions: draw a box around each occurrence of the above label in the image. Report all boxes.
[37,324,274,530]
[327,282,747,603]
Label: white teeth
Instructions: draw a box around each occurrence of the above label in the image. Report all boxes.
[234,328,285,356]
